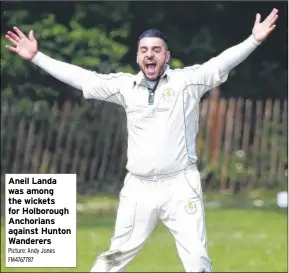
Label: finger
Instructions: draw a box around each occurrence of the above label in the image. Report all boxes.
[5,45,19,53]
[264,24,276,38]
[271,8,279,16]
[5,34,18,46]
[28,30,35,41]
[265,8,279,22]
[268,24,276,34]
[13,26,26,39]
[7,31,20,42]
[255,13,261,24]
[270,14,279,24]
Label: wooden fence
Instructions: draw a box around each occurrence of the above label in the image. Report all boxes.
[1,91,287,194]
[196,89,287,192]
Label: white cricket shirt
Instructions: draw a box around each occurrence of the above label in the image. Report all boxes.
[32,35,260,177]
[81,63,228,176]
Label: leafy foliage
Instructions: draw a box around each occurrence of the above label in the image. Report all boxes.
[1,3,134,104]
[1,2,287,104]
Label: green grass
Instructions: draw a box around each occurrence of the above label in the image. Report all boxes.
[1,206,287,272]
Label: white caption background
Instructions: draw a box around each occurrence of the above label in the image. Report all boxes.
[5,174,77,268]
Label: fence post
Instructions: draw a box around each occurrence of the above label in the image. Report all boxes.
[269,100,280,180]
[220,98,236,192]
[242,99,252,191]
[277,101,287,184]
[259,99,273,185]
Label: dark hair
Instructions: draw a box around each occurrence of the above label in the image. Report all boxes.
[138,29,168,49]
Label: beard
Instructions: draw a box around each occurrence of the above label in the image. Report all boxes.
[138,61,167,81]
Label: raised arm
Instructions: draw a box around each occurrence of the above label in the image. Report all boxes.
[5,27,126,106]
[184,8,279,99]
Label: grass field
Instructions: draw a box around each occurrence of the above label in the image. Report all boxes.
[1,202,287,272]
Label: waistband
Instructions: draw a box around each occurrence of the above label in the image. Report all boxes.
[130,164,197,181]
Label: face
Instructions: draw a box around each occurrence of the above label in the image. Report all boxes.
[137,37,171,81]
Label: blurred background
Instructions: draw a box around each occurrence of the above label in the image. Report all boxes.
[1,1,288,272]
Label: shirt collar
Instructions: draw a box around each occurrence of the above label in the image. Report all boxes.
[135,64,171,85]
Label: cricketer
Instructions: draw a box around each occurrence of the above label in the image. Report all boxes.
[5,8,278,272]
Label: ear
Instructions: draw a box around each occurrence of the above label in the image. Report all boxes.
[166,51,171,63]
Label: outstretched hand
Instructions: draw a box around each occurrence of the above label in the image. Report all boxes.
[252,8,278,42]
[5,27,38,60]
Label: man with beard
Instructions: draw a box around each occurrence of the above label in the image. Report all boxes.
[5,8,278,272]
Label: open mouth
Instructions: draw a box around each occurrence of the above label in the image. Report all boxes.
[145,62,157,74]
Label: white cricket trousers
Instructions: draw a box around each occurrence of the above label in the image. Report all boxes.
[90,166,212,272]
